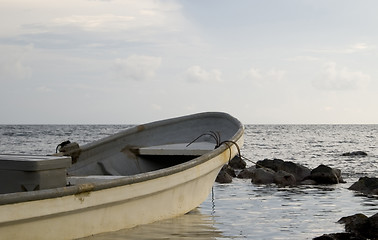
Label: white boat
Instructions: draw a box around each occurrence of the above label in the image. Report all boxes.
[0,112,244,239]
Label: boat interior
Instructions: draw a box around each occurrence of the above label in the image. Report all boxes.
[66,114,241,182]
[0,112,243,196]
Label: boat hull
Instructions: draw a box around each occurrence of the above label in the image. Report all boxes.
[0,147,240,239]
[0,112,244,239]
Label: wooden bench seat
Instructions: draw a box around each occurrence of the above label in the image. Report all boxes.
[136,142,216,156]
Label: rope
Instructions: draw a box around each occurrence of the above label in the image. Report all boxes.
[219,140,241,162]
[240,155,266,168]
[186,131,221,147]
[187,131,267,169]
[216,138,265,168]
[56,140,71,153]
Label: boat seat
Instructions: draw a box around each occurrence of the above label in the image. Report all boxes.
[135,142,216,156]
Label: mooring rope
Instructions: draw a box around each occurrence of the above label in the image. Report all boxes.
[187,131,268,169]
[219,140,241,162]
[219,139,270,169]
[187,131,241,161]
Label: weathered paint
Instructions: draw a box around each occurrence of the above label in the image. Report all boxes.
[0,137,243,239]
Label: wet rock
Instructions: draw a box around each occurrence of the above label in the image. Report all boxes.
[216,169,232,183]
[224,164,237,177]
[314,213,378,240]
[216,165,234,183]
[273,170,296,186]
[252,161,345,186]
[349,177,378,195]
[256,159,311,183]
[256,158,285,172]
[307,164,345,184]
[282,161,311,182]
[252,168,297,186]
[338,214,369,236]
[216,171,232,183]
[338,213,378,239]
[341,151,367,157]
[370,213,378,235]
[313,232,364,240]
[332,168,345,183]
[300,179,317,185]
[251,168,275,184]
[237,166,255,179]
[228,155,246,169]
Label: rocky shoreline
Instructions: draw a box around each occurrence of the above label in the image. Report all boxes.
[216,157,346,186]
[216,151,378,240]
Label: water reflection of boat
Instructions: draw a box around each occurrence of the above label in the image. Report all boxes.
[0,112,244,239]
[81,208,224,240]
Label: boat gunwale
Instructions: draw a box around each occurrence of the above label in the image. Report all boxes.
[0,112,244,205]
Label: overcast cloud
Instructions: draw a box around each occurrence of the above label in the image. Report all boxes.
[0,0,377,124]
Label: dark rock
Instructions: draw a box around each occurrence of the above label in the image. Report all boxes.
[254,161,345,185]
[314,213,378,240]
[313,232,365,240]
[215,165,233,183]
[251,168,275,184]
[338,214,369,236]
[237,166,255,179]
[224,164,237,177]
[256,158,285,172]
[273,170,296,186]
[216,167,233,183]
[341,151,367,157]
[256,159,311,183]
[300,179,317,185]
[308,164,345,184]
[228,155,246,169]
[349,177,378,195]
[369,213,378,237]
[281,160,311,182]
[337,213,378,239]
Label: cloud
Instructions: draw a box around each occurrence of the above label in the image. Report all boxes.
[50,2,182,33]
[243,67,286,86]
[306,42,375,54]
[244,68,262,80]
[184,65,222,83]
[0,44,33,81]
[267,69,285,81]
[0,0,187,41]
[312,62,371,90]
[286,56,320,62]
[344,42,375,53]
[351,43,369,50]
[36,86,53,92]
[151,103,162,111]
[0,0,189,50]
[112,55,162,81]
[52,14,136,32]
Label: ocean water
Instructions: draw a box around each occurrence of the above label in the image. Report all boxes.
[0,124,377,239]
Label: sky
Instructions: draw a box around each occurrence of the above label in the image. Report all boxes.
[1,0,377,124]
